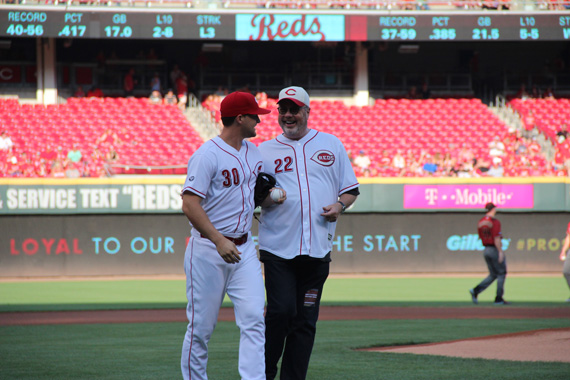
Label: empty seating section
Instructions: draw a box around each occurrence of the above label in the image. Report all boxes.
[508,98,570,164]
[0,97,202,177]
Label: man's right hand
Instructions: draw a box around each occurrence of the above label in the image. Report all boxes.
[215,238,242,264]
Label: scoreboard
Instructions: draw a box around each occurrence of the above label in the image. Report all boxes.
[2,8,570,41]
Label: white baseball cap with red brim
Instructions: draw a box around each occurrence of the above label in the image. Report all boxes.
[278,86,310,107]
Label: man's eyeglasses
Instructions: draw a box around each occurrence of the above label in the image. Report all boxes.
[277,106,302,115]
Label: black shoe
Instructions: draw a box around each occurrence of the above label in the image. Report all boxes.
[469,289,478,304]
[494,299,510,305]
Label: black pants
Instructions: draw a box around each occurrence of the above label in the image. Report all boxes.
[261,251,330,380]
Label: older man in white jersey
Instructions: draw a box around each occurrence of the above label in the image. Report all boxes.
[258,86,360,380]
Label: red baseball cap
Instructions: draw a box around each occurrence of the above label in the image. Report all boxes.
[220,92,271,117]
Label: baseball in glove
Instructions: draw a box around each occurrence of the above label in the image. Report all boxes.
[254,172,277,207]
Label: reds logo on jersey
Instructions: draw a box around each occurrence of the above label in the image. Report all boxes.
[310,150,335,167]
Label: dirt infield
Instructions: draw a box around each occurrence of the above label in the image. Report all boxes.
[1,305,569,326]
[368,328,570,363]
[2,306,569,363]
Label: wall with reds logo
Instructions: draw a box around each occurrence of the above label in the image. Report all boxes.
[1,212,565,277]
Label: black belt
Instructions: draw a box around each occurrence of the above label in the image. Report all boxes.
[201,233,248,246]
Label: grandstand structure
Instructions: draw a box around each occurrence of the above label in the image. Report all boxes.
[0,93,566,177]
[0,2,569,178]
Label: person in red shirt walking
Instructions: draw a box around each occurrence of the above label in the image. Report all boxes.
[559,222,570,302]
[469,202,509,305]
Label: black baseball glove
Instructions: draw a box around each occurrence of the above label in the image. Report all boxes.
[254,172,276,207]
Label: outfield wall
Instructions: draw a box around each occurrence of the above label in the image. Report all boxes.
[1,177,569,214]
[1,212,566,277]
[1,177,567,277]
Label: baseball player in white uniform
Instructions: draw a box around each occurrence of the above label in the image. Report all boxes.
[180,91,273,380]
[258,86,359,380]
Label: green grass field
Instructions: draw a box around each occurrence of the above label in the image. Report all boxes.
[1,277,569,379]
[1,276,569,311]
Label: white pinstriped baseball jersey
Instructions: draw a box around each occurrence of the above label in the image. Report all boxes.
[182,136,264,238]
[258,129,359,259]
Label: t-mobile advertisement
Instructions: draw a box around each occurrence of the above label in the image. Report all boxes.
[0,213,566,277]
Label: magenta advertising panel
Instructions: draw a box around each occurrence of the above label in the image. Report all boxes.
[403,184,534,209]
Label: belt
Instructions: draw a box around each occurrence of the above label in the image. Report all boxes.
[200,233,248,246]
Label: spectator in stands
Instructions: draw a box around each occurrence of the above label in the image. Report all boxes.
[515,84,530,99]
[408,150,426,176]
[392,150,405,172]
[164,89,178,106]
[50,160,66,178]
[489,136,506,159]
[40,145,58,163]
[523,110,537,132]
[215,86,229,96]
[17,152,36,177]
[67,144,82,164]
[256,92,269,108]
[405,86,420,99]
[514,136,528,155]
[422,154,438,175]
[530,85,541,98]
[147,48,158,61]
[65,161,81,178]
[150,72,161,93]
[553,149,566,172]
[354,149,372,176]
[441,152,457,176]
[170,64,181,88]
[87,86,104,98]
[458,144,475,164]
[123,68,137,97]
[379,149,392,168]
[0,131,14,151]
[176,74,189,111]
[4,150,18,176]
[149,90,163,105]
[473,157,491,176]
[32,152,48,177]
[543,87,555,99]
[106,146,119,163]
[528,137,541,156]
[557,123,569,144]
[96,49,106,69]
[457,160,475,178]
[420,82,431,99]
[73,86,85,98]
[433,152,444,168]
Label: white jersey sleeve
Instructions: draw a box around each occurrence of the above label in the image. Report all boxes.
[258,129,358,259]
